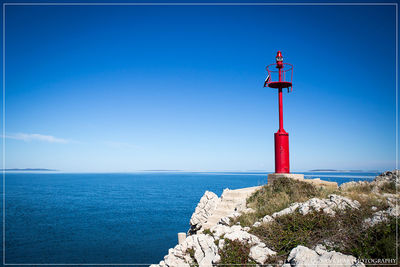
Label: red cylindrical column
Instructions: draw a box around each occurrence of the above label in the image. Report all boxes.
[274,131,289,173]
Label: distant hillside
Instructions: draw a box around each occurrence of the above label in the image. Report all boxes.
[309,169,365,172]
[1,168,58,171]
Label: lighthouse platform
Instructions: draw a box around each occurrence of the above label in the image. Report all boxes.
[267,173,338,188]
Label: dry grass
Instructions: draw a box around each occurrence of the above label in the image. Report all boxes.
[340,181,395,212]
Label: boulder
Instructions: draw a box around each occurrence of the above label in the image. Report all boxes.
[262,215,274,223]
[223,226,261,246]
[249,242,276,264]
[218,211,241,226]
[210,224,232,238]
[285,245,364,267]
[272,202,300,218]
[253,221,261,227]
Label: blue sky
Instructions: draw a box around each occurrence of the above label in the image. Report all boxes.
[1,2,397,172]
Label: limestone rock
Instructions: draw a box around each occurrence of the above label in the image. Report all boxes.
[189,191,220,234]
[374,170,399,187]
[285,245,364,267]
[383,193,399,208]
[262,215,274,223]
[242,207,256,213]
[152,242,193,267]
[218,216,231,226]
[210,224,232,238]
[249,242,276,264]
[253,221,261,227]
[223,226,261,245]
[339,181,369,191]
[272,202,300,218]
[193,234,219,266]
[218,211,241,226]
[152,232,220,267]
[217,238,225,250]
[341,170,400,193]
[364,206,399,227]
[271,194,360,218]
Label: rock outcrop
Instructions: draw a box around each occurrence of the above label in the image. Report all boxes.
[200,186,261,231]
[274,194,360,217]
[364,205,399,227]
[188,191,220,234]
[340,170,399,192]
[283,245,365,267]
[253,194,360,227]
[150,233,218,267]
[151,223,277,266]
[374,170,400,187]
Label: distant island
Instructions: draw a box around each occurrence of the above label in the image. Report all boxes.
[309,169,370,172]
[1,168,58,171]
[141,170,183,172]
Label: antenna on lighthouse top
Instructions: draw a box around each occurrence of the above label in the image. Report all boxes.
[264,51,293,92]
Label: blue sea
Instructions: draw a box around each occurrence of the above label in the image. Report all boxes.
[2,171,379,265]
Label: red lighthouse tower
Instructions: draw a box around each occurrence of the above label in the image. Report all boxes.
[264,51,293,174]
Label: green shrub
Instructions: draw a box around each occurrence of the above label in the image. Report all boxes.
[186,247,198,267]
[202,228,212,236]
[218,239,257,266]
[251,211,335,255]
[344,217,397,259]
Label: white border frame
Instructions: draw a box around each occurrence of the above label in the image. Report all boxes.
[2,2,398,266]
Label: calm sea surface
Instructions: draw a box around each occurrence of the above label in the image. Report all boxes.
[2,171,379,265]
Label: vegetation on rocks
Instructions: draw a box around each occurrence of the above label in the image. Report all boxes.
[349,216,397,259]
[151,171,398,267]
[202,228,213,236]
[233,177,337,227]
[251,209,397,264]
[225,174,398,265]
[251,211,334,263]
[186,248,197,267]
[218,239,257,266]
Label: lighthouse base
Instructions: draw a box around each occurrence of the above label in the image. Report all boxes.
[267,173,304,185]
[267,173,338,188]
[274,131,290,173]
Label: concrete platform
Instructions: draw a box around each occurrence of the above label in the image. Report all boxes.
[267,173,304,184]
[267,173,338,188]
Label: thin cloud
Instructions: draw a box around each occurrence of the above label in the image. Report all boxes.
[4,133,69,143]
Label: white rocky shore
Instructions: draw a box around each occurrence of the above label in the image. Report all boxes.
[150,171,399,267]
